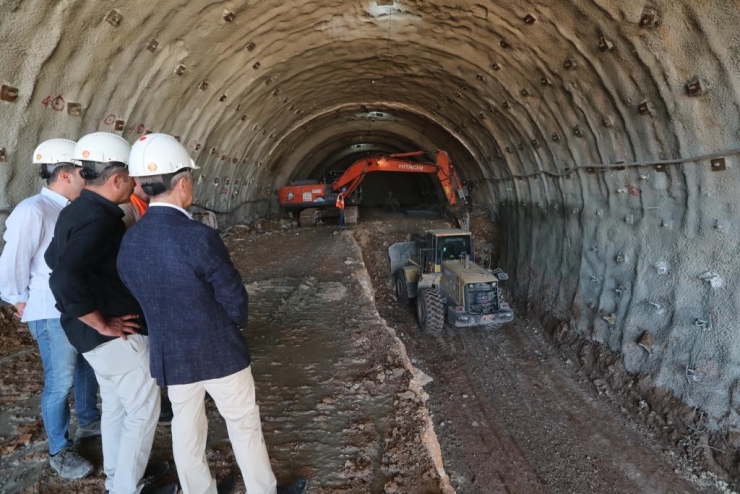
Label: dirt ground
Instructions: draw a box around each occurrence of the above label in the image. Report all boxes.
[352,209,734,494]
[0,209,735,493]
[0,219,447,493]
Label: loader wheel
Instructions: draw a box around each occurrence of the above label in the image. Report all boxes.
[395,272,411,305]
[416,288,445,336]
[344,206,359,225]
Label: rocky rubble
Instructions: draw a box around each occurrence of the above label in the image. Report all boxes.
[551,321,740,493]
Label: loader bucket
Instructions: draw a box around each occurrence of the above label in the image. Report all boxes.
[388,241,418,274]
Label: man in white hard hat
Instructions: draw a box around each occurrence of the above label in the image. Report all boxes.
[0,139,100,480]
[118,134,307,494]
[44,132,174,494]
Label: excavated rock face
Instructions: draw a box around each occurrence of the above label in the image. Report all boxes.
[1,2,739,427]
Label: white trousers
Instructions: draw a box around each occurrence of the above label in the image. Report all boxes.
[168,366,277,494]
[83,335,161,494]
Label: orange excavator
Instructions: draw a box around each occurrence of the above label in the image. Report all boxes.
[278,150,468,226]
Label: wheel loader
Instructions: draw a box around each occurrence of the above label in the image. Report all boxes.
[389,229,513,335]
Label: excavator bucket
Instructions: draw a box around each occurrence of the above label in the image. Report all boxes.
[388,241,418,274]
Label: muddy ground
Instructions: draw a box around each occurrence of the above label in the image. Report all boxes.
[352,209,734,494]
[0,209,735,493]
[0,218,447,494]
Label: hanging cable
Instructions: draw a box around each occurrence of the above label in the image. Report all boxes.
[477,148,738,184]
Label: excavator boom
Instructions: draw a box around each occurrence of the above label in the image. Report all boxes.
[277,149,468,226]
[331,150,465,206]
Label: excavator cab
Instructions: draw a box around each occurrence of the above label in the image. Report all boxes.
[324,171,363,206]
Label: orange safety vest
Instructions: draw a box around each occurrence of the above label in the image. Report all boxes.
[130,193,148,218]
[335,193,345,210]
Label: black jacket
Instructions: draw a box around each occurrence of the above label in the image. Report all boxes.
[45,189,146,353]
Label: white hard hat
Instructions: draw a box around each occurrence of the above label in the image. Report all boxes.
[73,132,131,165]
[128,133,199,178]
[32,139,76,165]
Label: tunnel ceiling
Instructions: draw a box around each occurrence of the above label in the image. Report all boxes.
[3,0,734,211]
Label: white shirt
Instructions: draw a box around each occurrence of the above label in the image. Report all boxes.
[149,202,192,219]
[0,188,69,322]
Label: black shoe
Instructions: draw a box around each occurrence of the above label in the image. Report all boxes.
[142,483,178,494]
[277,478,309,494]
[158,401,174,424]
[217,474,236,494]
[142,461,170,487]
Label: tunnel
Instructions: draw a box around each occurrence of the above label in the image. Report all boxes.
[2,0,740,491]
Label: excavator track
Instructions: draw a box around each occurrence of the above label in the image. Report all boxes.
[299,208,321,227]
[344,206,359,225]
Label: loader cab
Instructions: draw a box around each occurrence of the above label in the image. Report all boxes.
[419,230,473,273]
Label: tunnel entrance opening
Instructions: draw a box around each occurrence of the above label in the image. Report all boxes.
[329,170,443,210]
[279,137,462,227]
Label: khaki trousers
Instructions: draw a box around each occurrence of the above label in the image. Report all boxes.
[83,335,161,494]
[168,366,277,494]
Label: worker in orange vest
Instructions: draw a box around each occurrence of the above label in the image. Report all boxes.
[120,179,150,229]
[336,191,345,228]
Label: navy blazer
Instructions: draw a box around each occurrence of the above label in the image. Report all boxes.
[117,206,250,386]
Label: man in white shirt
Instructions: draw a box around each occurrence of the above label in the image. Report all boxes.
[0,139,100,479]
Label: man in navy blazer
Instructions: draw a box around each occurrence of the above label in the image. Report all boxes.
[117,134,307,494]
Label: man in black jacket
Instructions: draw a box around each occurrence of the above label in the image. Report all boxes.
[45,132,173,494]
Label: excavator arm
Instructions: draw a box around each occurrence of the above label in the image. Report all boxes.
[278,149,468,227]
[331,150,467,207]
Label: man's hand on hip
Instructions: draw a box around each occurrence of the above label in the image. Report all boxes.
[13,302,26,319]
[79,311,140,340]
[99,315,140,340]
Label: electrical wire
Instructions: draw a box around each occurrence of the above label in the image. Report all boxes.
[479,148,740,184]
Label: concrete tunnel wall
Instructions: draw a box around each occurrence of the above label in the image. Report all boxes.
[2,0,740,430]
